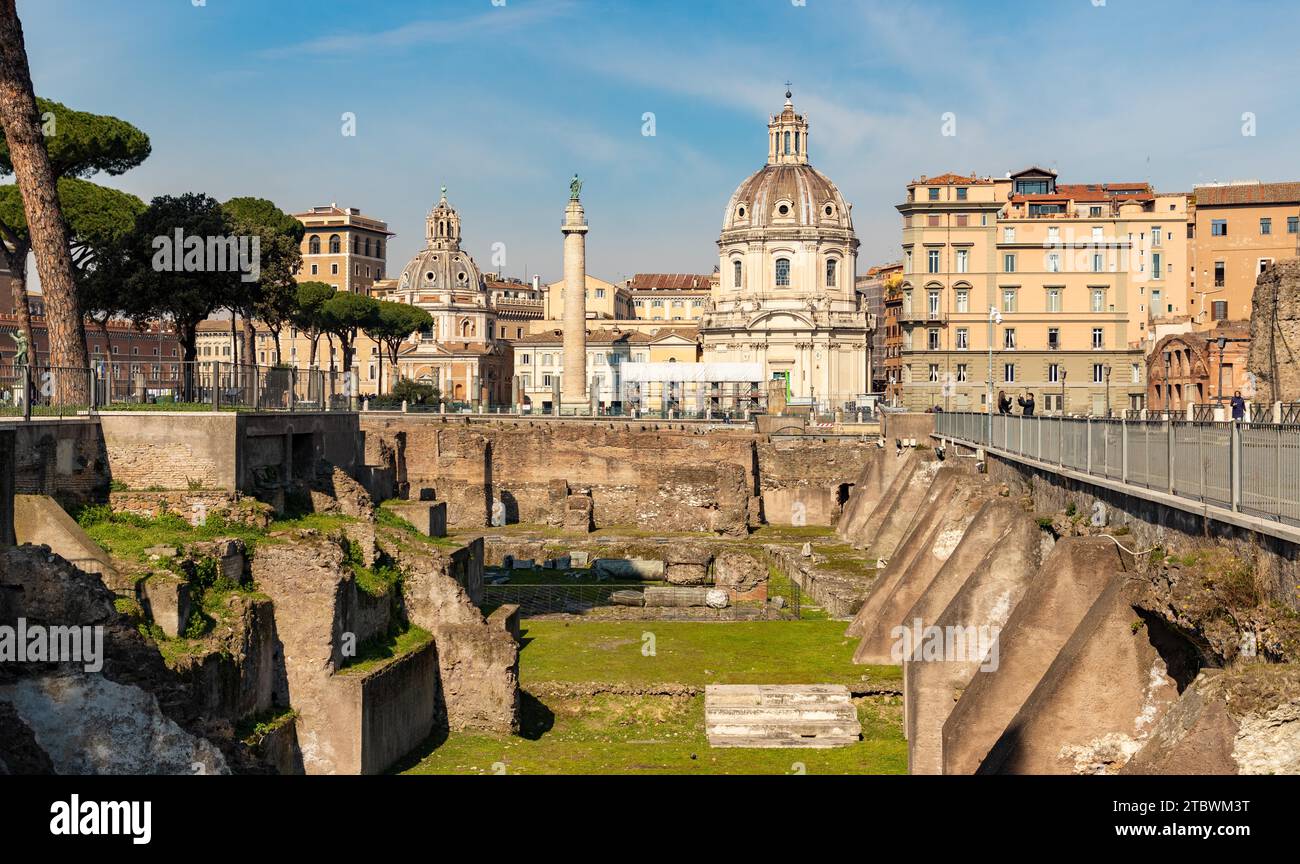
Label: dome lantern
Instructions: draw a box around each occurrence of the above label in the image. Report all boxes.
[768,89,809,166]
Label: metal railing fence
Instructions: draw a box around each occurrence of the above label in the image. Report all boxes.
[935,411,1300,527]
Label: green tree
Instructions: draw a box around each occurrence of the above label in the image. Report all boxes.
[319,291,378,382]
[0,177,145,339]
[364,300,432,394]
[292,280,335,369]
[0,94,150,358]
[221,197,304,364]
[119,193,241,370]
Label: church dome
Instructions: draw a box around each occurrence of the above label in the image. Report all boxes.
[721,91,853,234]
[723,163,852,232]
[396,187,485,294]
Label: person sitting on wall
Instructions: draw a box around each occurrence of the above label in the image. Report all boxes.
[1018,392,1036,416]
[1230,390,1246,421]
[997,390,1012,414]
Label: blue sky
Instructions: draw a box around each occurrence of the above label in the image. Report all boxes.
[19,0,1300,283]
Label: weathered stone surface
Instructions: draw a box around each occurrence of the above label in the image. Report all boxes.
[1248,258,1300,402]
[714,551,768,601]
[309,465,375,520]
[0,701,54,774]
[665,563,709,585]
[388,501,447,538]
[978,578,1199,775]
[140,572,193,638]
[644,586,712,607]
[563,494,593,533]
[0,673,229,775]
[1121,665,1300,775]
[942,536,1125,774]
[187,538,247,584]
[594,558,665,579]
[610,589,645,606]
[705,684,861,748]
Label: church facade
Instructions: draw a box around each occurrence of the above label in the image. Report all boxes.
[373,189,512,406]
[700,93,872,409]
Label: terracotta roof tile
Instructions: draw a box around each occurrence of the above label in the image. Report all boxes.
[1194,182,1300,207]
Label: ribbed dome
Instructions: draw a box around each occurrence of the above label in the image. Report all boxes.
[722,163,853,232]
[396,188,485,295]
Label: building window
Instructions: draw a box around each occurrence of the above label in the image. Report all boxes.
[595,288,606,298]
[1092,253,1104,273]
[956,187,968,201]
[1261,217,1272,235]
[1089,206,1102,217]
[1092,327,1104,349]
[927,329,940,350]
[311,264,318,275]
[1131,363,1141,384]
[775,258,791,286]
[1259,258,1274,275]
[1289,217,1299,234]
[1004,363,1015,383]
[1212,300,1228,320]
[928,188,940,201]
[1004,328,1016,350]
[1048,327,1060,350]
[1211,219,1227,236]
[1002,288,1017,313]
[1004,253,1016,273]
[1214,261,1225,287]
[955,249,968,273]
[1152,226,1162,247]
[826,259,838,287]
[1045,252,1060,273]
[1046,288,1061,312]
[1048,363,1060,383]
[905,250,913,274]
[956,363,968,382]
[308,235,320,254]
[956,214,969,227]
[928,363,940,382]
[927,249,940,273]
[328,234,341,253]
[955,328,969,350]
[955,289,969,313]
[1091,288,1105,312]
[1152,253,1162,279]
[927,290,941,319]
[1003,227,1016,243]
[733,260,742,288]
[927,215,940,227]
[1093,364,1105,384]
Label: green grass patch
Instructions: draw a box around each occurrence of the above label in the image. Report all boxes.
[340,625,433,675]
[402,617,905,775]
[515,619,897,689]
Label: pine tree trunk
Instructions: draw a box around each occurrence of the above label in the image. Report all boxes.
[0,1,88,392]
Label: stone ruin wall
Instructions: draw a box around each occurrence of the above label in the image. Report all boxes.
[360,417,877,532]
[1248,258,1300,404]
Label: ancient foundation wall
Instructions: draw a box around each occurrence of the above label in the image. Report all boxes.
[359,416,874,533]
[6,419,108,508]
[98,413,237,491]
[0,428,13,547]
[353,640,441,776]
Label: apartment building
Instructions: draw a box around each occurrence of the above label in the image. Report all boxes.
[1190,181,1300,328]
[896,167,1190,415]
[857,262,901,393]
[625,273,713,322]
[541,273,632,322]
[293,204,393,295]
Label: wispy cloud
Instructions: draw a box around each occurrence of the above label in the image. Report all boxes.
[262,0,576,59]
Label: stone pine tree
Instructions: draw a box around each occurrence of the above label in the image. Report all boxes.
[0,2,89,379]
[319,290,378,386]
[365,299,432,395]
[221,197,305,365]
[292,281,335,370]
[0,98,150,354]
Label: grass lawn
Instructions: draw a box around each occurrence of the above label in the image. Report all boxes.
[403,619,905,775]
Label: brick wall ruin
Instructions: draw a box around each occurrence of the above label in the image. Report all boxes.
[1248,258,1300,403]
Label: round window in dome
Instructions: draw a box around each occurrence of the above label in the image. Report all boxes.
[824,204,834,217]
[457,271,468,282]
[737,206,746,218]
[425,271,436,282]
[778,204,790,216]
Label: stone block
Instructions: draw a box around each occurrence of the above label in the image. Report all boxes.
[140,572,192,638]
[714,552,768,601]
[570,551,590,567]
[389,502,447,538]
[488,603,522,644]
[705,685,861,748]
[665,563,709,585]
[644,586,712,607]
[594,558,665,579]
[563,494,593,533]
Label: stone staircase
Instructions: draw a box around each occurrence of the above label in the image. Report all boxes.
[704,684,861,748]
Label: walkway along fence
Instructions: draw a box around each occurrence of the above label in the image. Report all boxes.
[0,360,357,419]
[934,411,1300,528]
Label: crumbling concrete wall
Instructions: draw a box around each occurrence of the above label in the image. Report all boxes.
[0,427,13,548]
[7,419,108,508]
[1247,257,1300,403]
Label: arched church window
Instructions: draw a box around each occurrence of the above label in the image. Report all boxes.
[328,234,340,254]
[826,259,837,287]
[794,131,800,153]
[783,131,791,155]
[364,237,371,256]
[353,237,360,254]
[733,260,742,288]
[775,258,791,287]
[308,235,320,254]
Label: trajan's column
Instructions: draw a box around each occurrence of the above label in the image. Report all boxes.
[561,174,589,410]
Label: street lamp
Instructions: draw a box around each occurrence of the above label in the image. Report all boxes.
[1060,368,1067,416]
[1104,364,1112,418]
[1216,336,1228,404]
[1162,350,1172,414]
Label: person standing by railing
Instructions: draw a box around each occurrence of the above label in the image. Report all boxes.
[1018,392,1036,416]
[997,390,1012,414]
[1230,391,1246,422]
